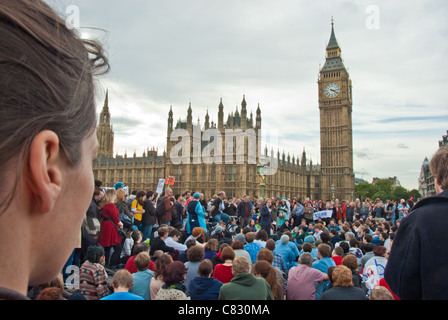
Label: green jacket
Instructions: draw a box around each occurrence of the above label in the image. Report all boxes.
[219,273,274,300]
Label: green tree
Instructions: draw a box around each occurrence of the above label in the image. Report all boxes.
[355,182,378,200]
[375,179,393,199]
[392,186,410,202]
[409,189,422,200]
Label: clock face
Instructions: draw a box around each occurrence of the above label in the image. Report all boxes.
[324,82,340,98]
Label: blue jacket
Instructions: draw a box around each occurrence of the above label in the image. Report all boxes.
[188,276,223,300]
[244,242,262,264]
[186,200,207,234]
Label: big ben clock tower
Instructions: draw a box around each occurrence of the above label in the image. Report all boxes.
[318,19,355,201]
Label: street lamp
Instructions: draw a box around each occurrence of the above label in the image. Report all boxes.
[331,183,335,201]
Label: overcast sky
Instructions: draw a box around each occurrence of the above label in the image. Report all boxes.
[47,0,448,190]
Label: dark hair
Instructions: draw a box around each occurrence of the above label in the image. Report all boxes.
[197,259,213,277]
[0,0,109,214]
[187,245,205,262]
[373,245,387,257]
[85,246,105,264]
[146,191,154,199]
[231,240,244,250]
[163,261,187,285]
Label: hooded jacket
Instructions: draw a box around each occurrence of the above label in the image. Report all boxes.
[384,190,448,300]
[219,272,274,300]
[188,276,223,300]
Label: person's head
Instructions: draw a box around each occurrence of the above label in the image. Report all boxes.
[157,226,169,239]
[204,238,219,252]
[333,246,344,257]
[252,260,277,290]
[163,261,187,285]
[256,229,268,241]
[36,287,64,300]
[257,248,274,264]
[317,243,332,259]
[154,253,173,279]
[245,232,255,244]
[169,228,182,242]
[131,241,149,256]
[116,189,128,203]
[369,286,394,300]
[192,227,206,242]
[136,190,146,204]
[373,245,387,257]
[231,240,244,250]
[332,265,353,287]
[85,246,105,265]
[146,191,155,201]
[232,256,251,276]
[265,239,276,251]
[101,188,117,207]
[93,187,103,202]
[134,252,150,272]
[187,245,205,263]
[342,254,358,271]
[430,145,448,194]
[0,0,110,290]
[111,269,134,291]
[165,188,173,197]
[221,246,236,261]
[298,252,314,267]
[197,259,214,278]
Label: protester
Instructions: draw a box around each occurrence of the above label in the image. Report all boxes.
[98,189,124,269]
[154,261,189,300]
[213,246,236,284]
[184,245,205,293]
[286,252,329,300]
[141,191,157,241]
[189,259,223,300]
[320,265,367,300]
[100,269,144,300]
[150,254,173,299]
[385,145,448,300]
[219,256,273,300]
[253,260,283,300]
[79,246,110,300]
[129,252,154,300]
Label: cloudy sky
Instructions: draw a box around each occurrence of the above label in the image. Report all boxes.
[47,0,448,190]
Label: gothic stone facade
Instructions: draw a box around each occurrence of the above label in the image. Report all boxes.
[94,22,354,201]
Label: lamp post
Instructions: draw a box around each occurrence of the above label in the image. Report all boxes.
[331,183,335,201]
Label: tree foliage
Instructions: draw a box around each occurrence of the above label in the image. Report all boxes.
[355,179,419,202]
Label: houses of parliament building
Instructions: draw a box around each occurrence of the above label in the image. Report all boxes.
[93,21,355,201]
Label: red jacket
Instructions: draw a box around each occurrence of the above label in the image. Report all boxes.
[98,202,122,247]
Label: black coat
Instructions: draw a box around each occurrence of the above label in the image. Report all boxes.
[141,198,156,226]
[384,190,448,300]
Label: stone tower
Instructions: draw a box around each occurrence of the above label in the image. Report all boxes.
[318,19,355,201]
[97,89,114,158]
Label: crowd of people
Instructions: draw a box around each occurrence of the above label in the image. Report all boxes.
[27,179,411,300]
[2,0,448,302]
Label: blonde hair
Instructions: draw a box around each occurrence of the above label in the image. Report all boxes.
[116,189,127,202]
[332,265,353,287]
[112,269,133,289]
[232,256,251,275]
[100,188,116,208]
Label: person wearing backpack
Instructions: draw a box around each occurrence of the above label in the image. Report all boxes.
[156,188,174,226]
[131,190,146,230]
[142,191,157,241]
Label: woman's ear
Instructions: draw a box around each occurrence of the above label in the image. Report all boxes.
[26,130,63,213]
